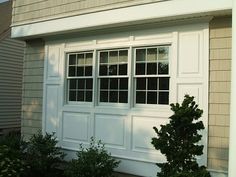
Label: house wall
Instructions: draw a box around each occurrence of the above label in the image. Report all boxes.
[19,17,232,176]
[0,31,24,134]
[12,0,164,25]
[208,17,232,173]
[21,39,44,139]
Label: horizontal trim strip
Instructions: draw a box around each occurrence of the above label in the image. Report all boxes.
[11,0,232,38]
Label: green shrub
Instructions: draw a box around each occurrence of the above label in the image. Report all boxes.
[0,145,26,177]
[151,95,211,177]
[65,137,120,177]
[0,131,21,148]
[24,132,65,177]
[0,132,28,177]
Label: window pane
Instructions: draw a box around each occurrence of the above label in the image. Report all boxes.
[100,91,108,102]
[86,91,92,102]
[110,91,118,103]
[119,50,128,63]
[158,62,169,74]
[86,79,93,89]
[120,78,128,90]
[69,79,77,89]
[109,51,118,64]
[77,91,84,101]
[159,77,169,90]
[147,63,157,75]
[136,63,145,75]
[99,65,108,76]
[110,78,118,90]
[136,78,146,90]
[85,53,93,65]
[136,91,146,104]
[69,91,76,101]
[148,78,157,90]
[119,64,127,75]
[159,92,169,104]
[77,66,84,76]
[100,78,109,89]
[108,65,117,75]
[158,47,169,60]
[85,66,92,76]
[119,91,128,103]
[69,66,76,77]
[69,54,76,65]
[147,92,157,104]
[77,54,84,65]
[147,48,157,61]
[136,49,146,61]
[100,52,108,63]
[78,79,85,89]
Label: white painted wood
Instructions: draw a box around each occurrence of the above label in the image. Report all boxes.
[45,85,58,134]
[178,32,203,77]
[47,45,60,78]
[62,112,90,142]
[42,23,209,177]
[11,0,232,38]
[177,84,203,106]
[132,116,169,153]
[95,114,126,149]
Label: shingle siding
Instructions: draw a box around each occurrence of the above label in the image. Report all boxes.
[12,0,164,25]
[208,17,232,172]
[0,32,24,133]
[21,39,44,139]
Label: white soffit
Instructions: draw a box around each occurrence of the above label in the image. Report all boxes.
[11,0,232,38]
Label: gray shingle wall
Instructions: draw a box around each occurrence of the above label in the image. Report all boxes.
[21,39,44,139]
[12,0,164,25]
[0,32,24,133]
[208,16,232,172]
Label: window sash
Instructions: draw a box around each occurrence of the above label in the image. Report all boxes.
[134,46,170,105]
[67,52,94,102]
[98,49,129,104]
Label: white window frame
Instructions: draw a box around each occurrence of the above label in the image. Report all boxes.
[65,44,171,109]
[97,48,130,107]
[66,50,95,106]
[133,45,171,108]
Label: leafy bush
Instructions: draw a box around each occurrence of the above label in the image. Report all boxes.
[0,132,27,177]
[151,95,211,177]
[0,131,21,148]
[65,137,120,177]
[24,132,65,177]
[0,145,26,177]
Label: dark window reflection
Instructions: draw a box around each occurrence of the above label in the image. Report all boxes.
[158,92,169,104]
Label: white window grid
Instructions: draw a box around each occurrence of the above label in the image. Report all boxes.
[67,51,94,103]
[66,45,170,106]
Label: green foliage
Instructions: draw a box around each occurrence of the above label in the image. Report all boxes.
[65,137,120,177]
[24,132,65,177]
[151,95,211,177]
[0,132,27,177]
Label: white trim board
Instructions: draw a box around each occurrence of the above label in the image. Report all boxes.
[11,0,231,39]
